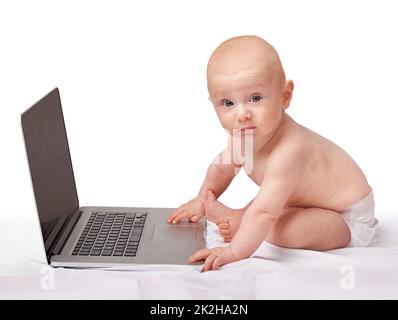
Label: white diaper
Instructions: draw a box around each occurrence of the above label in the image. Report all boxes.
[340,189,378,247]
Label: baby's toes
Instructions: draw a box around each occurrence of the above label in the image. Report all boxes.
[219,228,231,236]
[217,222,229,230]
[218,223,230,235]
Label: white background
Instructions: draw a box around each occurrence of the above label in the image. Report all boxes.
[1,0,397,240]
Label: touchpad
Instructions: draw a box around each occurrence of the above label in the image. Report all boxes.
[151,224,197,242]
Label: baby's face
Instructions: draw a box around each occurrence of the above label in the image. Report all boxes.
[208,66,290,146]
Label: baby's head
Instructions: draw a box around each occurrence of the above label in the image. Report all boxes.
[207,36,294,143]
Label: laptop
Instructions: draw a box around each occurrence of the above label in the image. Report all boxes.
[21,88,206,268]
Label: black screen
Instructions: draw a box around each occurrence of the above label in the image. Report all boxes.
[21,88,79,239]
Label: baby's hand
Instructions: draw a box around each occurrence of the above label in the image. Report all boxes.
[168,197,205,224]
[189,246,239,272]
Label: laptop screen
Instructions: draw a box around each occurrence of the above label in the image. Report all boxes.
[21,88,79,240]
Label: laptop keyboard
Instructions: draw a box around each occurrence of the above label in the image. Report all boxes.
[72,212,147,257]
[42,217,60,241]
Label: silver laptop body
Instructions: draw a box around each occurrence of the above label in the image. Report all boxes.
[21,88,205,268]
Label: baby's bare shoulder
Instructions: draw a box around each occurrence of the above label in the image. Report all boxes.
[269,119,309,162]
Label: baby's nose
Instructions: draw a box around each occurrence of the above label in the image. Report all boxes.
[237,105,252,122]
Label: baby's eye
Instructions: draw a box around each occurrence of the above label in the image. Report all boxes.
[222,99,234,108]
[250,95,263,103]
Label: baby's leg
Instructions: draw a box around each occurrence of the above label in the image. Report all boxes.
[266,207,351,250]
[206,190,350,249]
[205,191,253,242]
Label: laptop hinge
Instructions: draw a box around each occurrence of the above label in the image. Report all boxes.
[48,209,82,258]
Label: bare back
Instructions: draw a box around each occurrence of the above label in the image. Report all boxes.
[245,114,371,212]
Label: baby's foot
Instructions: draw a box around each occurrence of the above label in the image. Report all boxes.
[205,191,244,242]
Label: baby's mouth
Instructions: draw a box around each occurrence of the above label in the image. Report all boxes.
[240,126,256,132]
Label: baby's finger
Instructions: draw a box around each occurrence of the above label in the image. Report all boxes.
[167,205,186,222]
[171,210,195,224]
[167,210,180,223]
[202,254,217,272]
[170,203,187,217]
[189,215,201,223]
[169,206,193,222]
[189,248,211,263]
[212,256,225,270]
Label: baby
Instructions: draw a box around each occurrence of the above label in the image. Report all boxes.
[168,35,378,272]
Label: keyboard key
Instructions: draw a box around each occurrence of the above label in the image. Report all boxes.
[129,227,143,242]
[90,250,102,256]
[102,249,113,256]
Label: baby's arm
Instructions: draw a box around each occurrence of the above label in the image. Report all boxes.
[189,144,307,270]
[229,154,304,259]
[168,148,241,224]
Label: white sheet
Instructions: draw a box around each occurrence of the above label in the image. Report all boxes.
[1,216,398,299]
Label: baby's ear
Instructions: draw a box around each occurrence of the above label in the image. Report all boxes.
[283,80,294,109]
